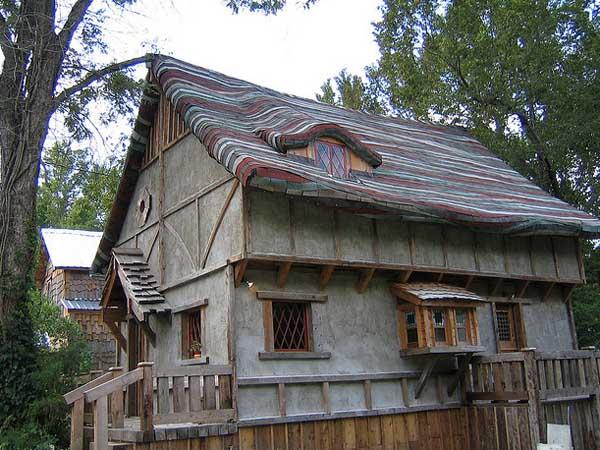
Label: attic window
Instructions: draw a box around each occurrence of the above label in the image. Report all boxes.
[315,140,347,178]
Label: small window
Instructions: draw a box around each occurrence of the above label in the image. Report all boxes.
[315,141,347,178]
[456,309,468,343]
[182,309,203,359]
[432,309,447,344]
[272,301,311,351]
[495,304,521,352]
[405,311,418,346]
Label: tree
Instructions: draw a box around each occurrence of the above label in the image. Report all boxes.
[317,69,385,114]
[0,0,318,320]
[37,141,123,231]
[371,0,600,217]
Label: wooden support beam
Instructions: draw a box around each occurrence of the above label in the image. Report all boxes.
[109,367,124,428]
[562,284,576,303]
[277,262,293,288]
[139,320,156,347]
[319,265,335,291]
[398,270,413,283]
[93,396,109,450]
[363,380,373,410]
[139,362,154,433]
[401,378,410,407]
[447,354,473,396]
[234,259,248,288]
[414,355,441,399]
[277,383,287,417]
[464,275,475,290]
[105,320,127,351]
[321,382,331,415]
[516,280,530,298]
[356,268,375,294]
[491,278,503,296]
[70,398,84,450]
[542,282,556,302]
[436,273,444,283]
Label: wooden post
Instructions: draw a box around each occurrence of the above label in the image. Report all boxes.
[70,397,85,450]
[93,396,109,450]
[587,350,600,449]
[108,367,124,428]
[522,349,541,450]
[138,362,154,435]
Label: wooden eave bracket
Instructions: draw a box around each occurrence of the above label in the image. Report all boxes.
[447,353,474,396]
[542,282,556,302]
[397,270,413,283]
[277,262,293,288]
[319,265,335,290]
[104,320,127,351]
[234,260,248,288]
[414,355,442,399]
[389,284,423,306]
[140,317,156,347]
[356,268,375,294]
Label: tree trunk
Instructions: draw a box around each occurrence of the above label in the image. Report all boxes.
[0,115,52,319]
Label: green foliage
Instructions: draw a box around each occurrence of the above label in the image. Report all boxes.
[0,291,90,450]
[226,0,317,14]
[573,242,600,348]
[37,141,124,231]
[317,69,386,114]
[371,0,600,216]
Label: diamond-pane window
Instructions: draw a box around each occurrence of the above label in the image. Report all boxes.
[273,302,310,351]
[496,310,512,342]
[315,140,347,178]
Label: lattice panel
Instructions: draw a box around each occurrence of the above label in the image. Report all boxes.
[316,142,331,171]
[496,310,512,341]
[330,144,346,177]
[273,302,308,351]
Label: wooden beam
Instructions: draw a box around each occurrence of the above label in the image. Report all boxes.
[276,262,293,288]
[363,380,373,410]
[436,273,444,283]
[139,320,156,347]
[257,290,327,302]
[490,278,503,296]
[542,282,556,302]
[398,270,413,283]
[447,354,473,396]
[105,321,127,351]
[321,382,331,415]
[414,355,441,399]
[278,383,286,417]
[562,284,576,303]
[516,280,530,298]
[356,268,375,294]
[200,179,240,268]
[319,265,335,290]
[234,259,248,288]
[464,275,475,290]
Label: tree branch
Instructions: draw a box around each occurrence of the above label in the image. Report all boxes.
[52,54,152,109]
[57,0,93,53]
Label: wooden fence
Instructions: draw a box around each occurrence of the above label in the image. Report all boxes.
[463,349,600,450]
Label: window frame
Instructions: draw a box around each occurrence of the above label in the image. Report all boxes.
[173,299,208,362]
[494,303,526,352]
[314,140,349,178]
[257,291,331,360]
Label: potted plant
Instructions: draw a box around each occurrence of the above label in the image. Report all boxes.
[189,340,202,359]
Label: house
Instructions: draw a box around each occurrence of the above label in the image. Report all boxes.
[66,56,600,450]
[37,228,115,370]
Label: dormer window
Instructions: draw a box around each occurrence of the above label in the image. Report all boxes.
[315,140,347,177]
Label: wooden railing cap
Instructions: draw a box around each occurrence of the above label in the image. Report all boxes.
[137,361,155,367]
[108,366,124,372]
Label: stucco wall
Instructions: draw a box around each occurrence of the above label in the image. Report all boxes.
[234,268,460,420]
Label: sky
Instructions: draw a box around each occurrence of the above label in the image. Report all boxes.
[111,0,382,98]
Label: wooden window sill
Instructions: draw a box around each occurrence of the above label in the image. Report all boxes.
[400,345,486,357]
[178,356,209,366]
[258,351,331,360]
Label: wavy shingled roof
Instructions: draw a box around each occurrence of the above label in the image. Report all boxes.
[153,56,600,233]
[92,55,600,273]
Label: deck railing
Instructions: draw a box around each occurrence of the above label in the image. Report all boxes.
[63,362,234,450]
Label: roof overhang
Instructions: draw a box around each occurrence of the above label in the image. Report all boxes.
[390,282,484,307]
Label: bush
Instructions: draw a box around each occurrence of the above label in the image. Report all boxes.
[0,291,91,450]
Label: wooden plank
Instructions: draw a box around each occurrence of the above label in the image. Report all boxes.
[200,179,240,268]
[154,364,232,378]
[204,375,217,410]
[277,262,293,288]
[257,290,328,302]
[140,362,154,433]
[523,350,540,448]
[402,378,411,407]
[94,396,109,450]
[173,376,186,413]
[278,383,287,416]
[466,391,529,401]
[109,368,124,428]
[319,265,335,291]
[172,298,208,314]
[64,371,114,405]
[234,260,248,288]
[189,375,203,412]
[157,376,170,414]
[415,356,440,399]
[218,375,232,409]
[153,409,235,425]
[398,270,413,283]
[85,368,144,403]
[258,352,332,360]
[363,380,373,410]
[70,398,84,450]
[104,320,127,351]
[321,382,331,415]
[238,371,421,385]
[356,268,376,294]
